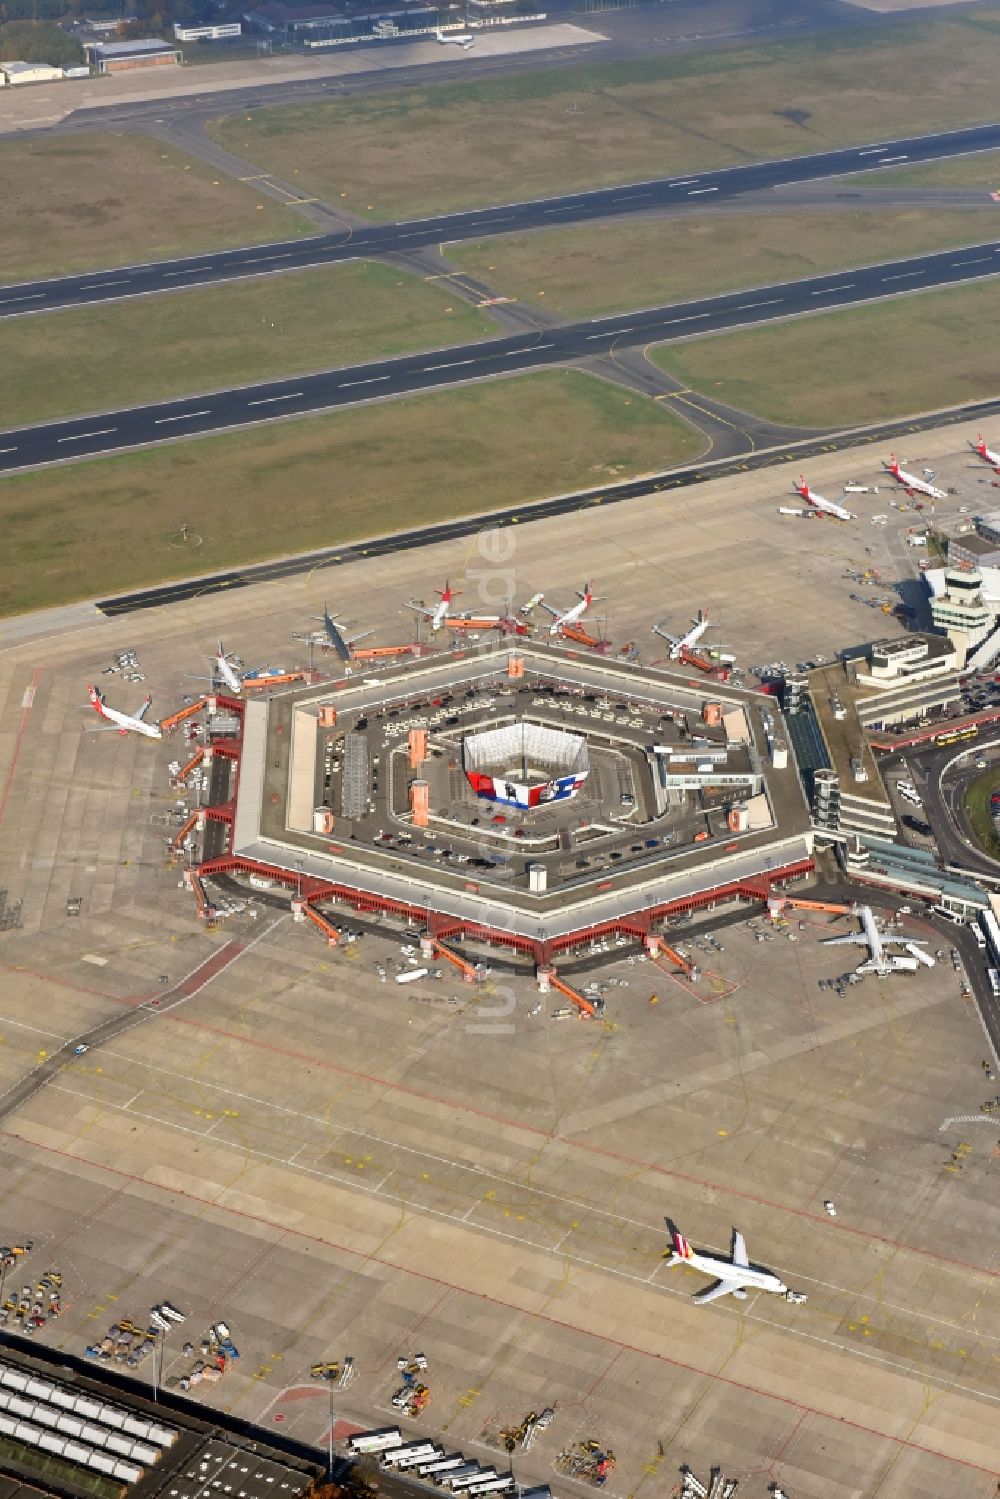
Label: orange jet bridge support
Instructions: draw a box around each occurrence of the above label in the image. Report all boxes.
[186,872,214,919]
[655,940,695,976]
[431,938,478,983]
[243,671,312,691]
[304,904,340,946]
[549,971,597,1017]
[170,808,201,852]
[173,747,205,787]
[160,698,208,734]
[560,623,607,650]
[352,644,421,661]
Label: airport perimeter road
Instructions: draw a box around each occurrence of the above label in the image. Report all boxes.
[922,745,1000,883]
[4,239,1000,475]
[3,123,1000,318]
[880,741,1000,1056]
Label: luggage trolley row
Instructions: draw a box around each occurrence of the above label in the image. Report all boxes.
[348,1428,553,1499]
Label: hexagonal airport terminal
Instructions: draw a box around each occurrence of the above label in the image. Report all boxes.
[194,641,814,963]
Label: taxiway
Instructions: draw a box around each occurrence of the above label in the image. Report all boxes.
[2,123,1000,318]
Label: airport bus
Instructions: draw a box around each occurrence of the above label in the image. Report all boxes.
[935,724,979,747]
[981,909,1000,970]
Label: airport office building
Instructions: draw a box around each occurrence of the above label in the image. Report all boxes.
[85,38,183,70]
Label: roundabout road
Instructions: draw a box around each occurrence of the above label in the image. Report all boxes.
[881,739,1000,1059]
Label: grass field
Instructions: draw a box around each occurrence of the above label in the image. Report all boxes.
[207,7,1000,220]
[0,263,495,427]
[447,206,1000,320]
[963,769,1000,859]
[651,281,1000,430]
[0,372,700,615]
[853,150,1000,190]
[0,133,316,283]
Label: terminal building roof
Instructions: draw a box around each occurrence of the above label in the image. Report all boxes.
[201,641,814,956]
[0,1348,319,1499]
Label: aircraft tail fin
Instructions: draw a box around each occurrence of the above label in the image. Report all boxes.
[672,1227,693,1260]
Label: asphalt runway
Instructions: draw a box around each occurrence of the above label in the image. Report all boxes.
[3,237,1000,476]
[4,122,1000,317]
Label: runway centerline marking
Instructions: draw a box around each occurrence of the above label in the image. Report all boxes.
[154,410,212,425]
[247,392,305,406]
[657,313,711,326]
[57,428,117,444]
[810,283,855,295]
[338,376,391,388]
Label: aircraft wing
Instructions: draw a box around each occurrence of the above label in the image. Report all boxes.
[537,600,562,619]
[693,1280,737,1305]
[822,933,868,947]
[406,601,435,620]
[731,1230,749,1269]
[137,698,151,722]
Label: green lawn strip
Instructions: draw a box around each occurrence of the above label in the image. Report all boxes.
[650,282,1000,430]
[206,7,1000,220]
[848,150,1000,191]
[0,371,700,616]
[0,132,316,283]
[0,262,495,427]
[447,206,999,320]
[963,769,1000,859]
